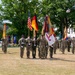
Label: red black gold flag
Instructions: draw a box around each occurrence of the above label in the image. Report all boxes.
[31,14,38,32]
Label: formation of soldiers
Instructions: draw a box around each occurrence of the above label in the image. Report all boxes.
[18,35,54,59]
[1,35,75,59]
[18,34,75,59]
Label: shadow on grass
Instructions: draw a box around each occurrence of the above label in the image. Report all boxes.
[8,52,18,54]
[22,57,75,62]
[48,57,75,62]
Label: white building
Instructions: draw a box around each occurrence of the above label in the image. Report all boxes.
[67,28,75,38]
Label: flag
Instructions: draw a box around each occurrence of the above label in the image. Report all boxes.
[64,26,67,40]
[41,22,45,35]
[31,14,38,31]
[3,24,6,39]
[27,13,32,31]
[44,15,56,45]
[47,16,56,36]
[45,33,55,46]
[44,16,49,33]
[41,16,49,35]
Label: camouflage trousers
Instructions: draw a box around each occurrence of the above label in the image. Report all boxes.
[40,46,47,59]
[26,46,32,58]
[20,47,25,58]
[2,45,7,54]
[49,46,53,58]
[72,47,75,54]
[32,46,36,58]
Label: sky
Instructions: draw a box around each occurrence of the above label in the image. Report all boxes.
[0,0,1,4]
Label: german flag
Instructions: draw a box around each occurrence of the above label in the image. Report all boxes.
[31,14,38,31]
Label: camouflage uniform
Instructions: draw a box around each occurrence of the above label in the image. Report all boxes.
[18,36,26,58]
[49,45,53,58]
[2,38,8,54]
[32,37,37,58]
[37,37,41,58]
[59,40,62,51]
[71,37,75,54]
[67,38,71,52]
[39,35,47,59]
[61,39,67,54]
[26,36,32,58]
[53,39,59,54]
[45,41,48,58]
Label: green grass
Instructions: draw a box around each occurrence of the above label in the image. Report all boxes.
[0,48,75,75]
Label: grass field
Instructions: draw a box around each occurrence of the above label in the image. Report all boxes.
[0,47,75,75]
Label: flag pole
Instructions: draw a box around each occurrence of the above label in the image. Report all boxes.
[27,10,32,37]
[28,28,30,36]
[28,10,30,37]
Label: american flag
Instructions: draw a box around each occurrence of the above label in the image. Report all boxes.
[27,16,32,31]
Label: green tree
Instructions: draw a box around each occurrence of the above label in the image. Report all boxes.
[40,0,75,37]
[1,0,41,39]
[1,0,75,39]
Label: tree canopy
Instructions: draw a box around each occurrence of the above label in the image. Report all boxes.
[0,0,75,39]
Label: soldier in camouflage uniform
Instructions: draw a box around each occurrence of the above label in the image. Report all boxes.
[2,37,8,54]
[45,40,48,58]
[18,35,26,58]
[71,37,75,54]
[59,40,62,51]
[53,38,59,54]
[61,39,67,54]
[67,38,71,52]
[32,37,37,58]
[39,35,47,59]
[37,36,41,58]
[49,45,54,58]
[26,36,32,58]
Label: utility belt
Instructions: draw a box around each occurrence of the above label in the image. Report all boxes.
[20,44,25,48]
[28,43,31,46]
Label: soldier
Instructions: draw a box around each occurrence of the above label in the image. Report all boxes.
[49,45,54,58]
[71,37,75,54]
[37,36,41,58]
[53,38,59,54]
[18,35,26,58]
[59,40,62,51]
[45,40,48,58]
[61,38,67,54]
[2,36,8,54]
[26,36,32,58]
[32,37,37,58]
[67,38,71,52]
[39,35,47,59]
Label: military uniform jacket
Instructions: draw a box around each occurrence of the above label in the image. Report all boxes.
[19,38,26,48]
[32,38,37,48]
[2,38,8,46]
[26,38,32,48]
